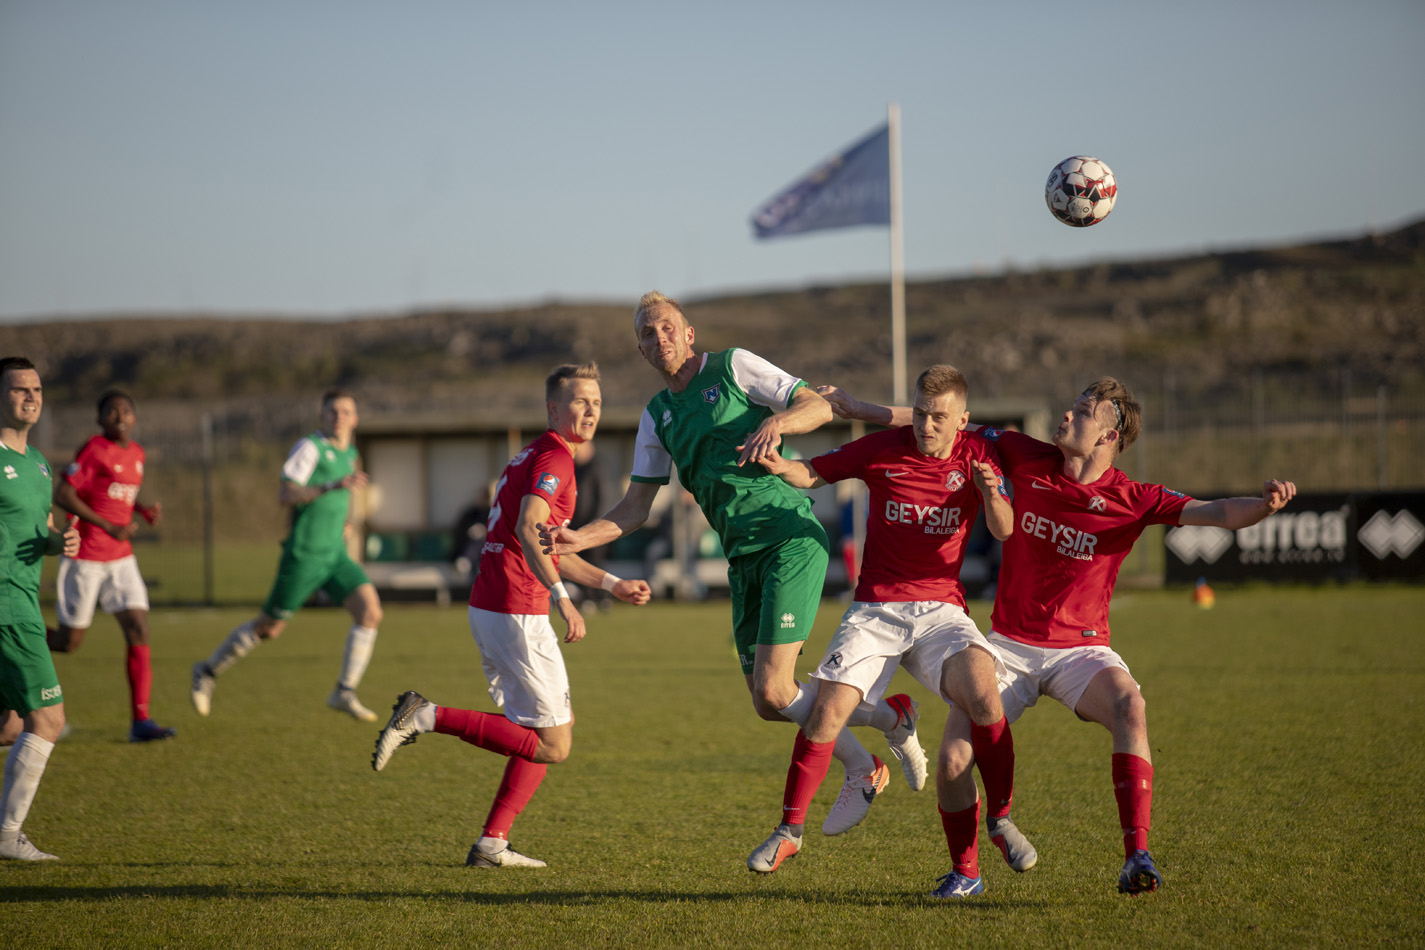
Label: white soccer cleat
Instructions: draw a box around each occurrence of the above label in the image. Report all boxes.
[747,825,802,874]
[190,662,215,717]
[371,691,432,771]
[466,837,547,868]
[884,693,928,791]
[986,815,1038,872]
[328,686,378,722]
[0,832,59,861]
[822,756,891,836]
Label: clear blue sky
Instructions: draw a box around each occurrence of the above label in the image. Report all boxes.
[2,1,1421,321]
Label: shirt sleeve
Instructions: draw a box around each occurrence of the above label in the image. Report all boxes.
[1137,483,1194,526]
[62,441,96,491]
[810,431,878,485]
[629,408,672,484]
[528,446,572,503]
[281,439,320,486]
[728,348,805,410]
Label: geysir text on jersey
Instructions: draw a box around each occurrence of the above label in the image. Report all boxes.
[884,501,963,535]
[1019,510,1098,561]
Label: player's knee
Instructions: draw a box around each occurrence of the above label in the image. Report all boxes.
[536,738,572,764]
[750,687,791,722]
[1114,688,1146,730]
[938,739,975,782]
[363,603,383,628]
[964,685,1004,725]
[256,618,284,640]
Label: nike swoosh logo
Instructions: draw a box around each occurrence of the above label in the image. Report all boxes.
[862,789,877,803]
[886,471,910,478]
[1032,481,1051,489]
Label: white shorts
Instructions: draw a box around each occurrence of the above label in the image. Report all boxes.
[813,601,1004,710]
[988,631,1137,725]
[467,606,572,729]
[56,556,150,628]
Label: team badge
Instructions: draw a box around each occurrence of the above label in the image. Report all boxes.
[1089,496,1107,512]
[115,463,124,472]
[65,462,80,477]
[325,450,335,461]
[980,427,1003,440]
[826,652,842,668]
[536,472,561,495]
[1164,487,1186,499]
[946,470,965,491]
[702,385,720,404]
[36,460,49,478]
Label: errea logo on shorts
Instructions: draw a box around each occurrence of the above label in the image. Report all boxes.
[779,612,796,629]
[41,685,63,702]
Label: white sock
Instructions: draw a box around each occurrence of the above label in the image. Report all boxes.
[477,835,508,854]
[1,733,55,836]
[413,702,436,733]
[833,728,877,778]
[207,621,259,676]
[337,625,378,690]
[847,698,899,732]
[777,680,819,726]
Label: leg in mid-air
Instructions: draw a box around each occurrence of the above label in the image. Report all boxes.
[190,613,284,717]
[1075,666,1160,895]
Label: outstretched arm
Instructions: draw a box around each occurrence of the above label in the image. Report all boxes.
[555,551,653,606]
[279,470,368,507]
[737,387,833,466]
[1178,480,1297,529]
[815,385,911,428]
[745,444,826,490]
[539,479,662,557]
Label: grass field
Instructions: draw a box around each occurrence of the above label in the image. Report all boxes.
[4,587,1423,948]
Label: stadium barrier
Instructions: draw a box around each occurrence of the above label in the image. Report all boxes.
[1163,491,1425,585]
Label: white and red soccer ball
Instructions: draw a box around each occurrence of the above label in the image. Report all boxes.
[1045,156,1116,227]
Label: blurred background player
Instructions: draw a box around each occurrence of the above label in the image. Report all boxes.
[47,390,175,742]
[0,357,80,861]
[372,362,651,869]
[822,377,1297,896]
[745,366,1032,891]
[540,292,925,827]
[190,389,383,722]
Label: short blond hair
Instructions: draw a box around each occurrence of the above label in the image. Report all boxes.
[546,362,601,400]
[1080,376,1141,453]
[634,290,685,324]
[915,364,968,402]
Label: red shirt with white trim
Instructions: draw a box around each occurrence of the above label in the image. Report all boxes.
[63,435,147,562]
[811,426,1002,607]
[469,431,576,615]
[982,428,1192,648]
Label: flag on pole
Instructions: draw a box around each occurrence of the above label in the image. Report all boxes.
[751,123,891,239]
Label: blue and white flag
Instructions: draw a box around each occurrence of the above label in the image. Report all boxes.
[751,123,891,239]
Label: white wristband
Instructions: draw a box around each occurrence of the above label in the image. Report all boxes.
[549,581,570,602]
[600,573,621,592]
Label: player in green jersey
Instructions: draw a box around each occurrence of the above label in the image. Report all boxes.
[191,390,384,721]
[0,357,80,861]
[541,292,929,840]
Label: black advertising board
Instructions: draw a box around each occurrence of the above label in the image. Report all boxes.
[1354,492,1425,582]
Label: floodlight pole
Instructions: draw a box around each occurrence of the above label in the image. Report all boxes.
[889,102,907,406]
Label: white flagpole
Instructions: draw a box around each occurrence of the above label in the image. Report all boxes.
[888,102,906,405]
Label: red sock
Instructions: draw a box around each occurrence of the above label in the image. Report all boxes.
[482,755,549,840]
[1112,752,1154,858]
[127,644,152,721]
[939,801,981,879]
[782,731,836,827]
[970,716,1015,820]
[433,706,539,760]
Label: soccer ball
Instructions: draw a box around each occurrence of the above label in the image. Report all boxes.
[1045,156,1117,227]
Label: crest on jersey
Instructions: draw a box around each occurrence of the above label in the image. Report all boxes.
[65,462,80,477]
[702,385,720,404]
[980,427,1003,440]
[325,450,335,462]
[1089,496,1107,512]
[36,460,49,478]
[536,472,561,495]
[1164,487,1186,498]
[946,470,965,492]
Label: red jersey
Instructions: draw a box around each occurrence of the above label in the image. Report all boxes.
[983,428,1192,648]
[811,427,1002,608]
[63,435,146,562]
[469,431,577,615]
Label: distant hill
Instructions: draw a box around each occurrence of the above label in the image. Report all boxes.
[7,218,1423,448]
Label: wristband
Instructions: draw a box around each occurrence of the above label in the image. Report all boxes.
[549,581,570,602]
[600,573,621,592]
[45,532,66,556]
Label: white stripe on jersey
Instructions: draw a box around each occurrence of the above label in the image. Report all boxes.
[281,437,321,486]
[631,409,672,481]
[728,348,803,410]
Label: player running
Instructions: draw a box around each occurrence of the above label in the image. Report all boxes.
[744,365,1035,885]
[822,377,1296,895]
[372,363,651,869]
[539,292,927,832]
[47,390,175,742]
[0,357,80,861]
[191,389,384,722]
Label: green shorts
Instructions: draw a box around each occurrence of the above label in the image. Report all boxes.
[261,547,371,621]
[728,530,830,675]
[0,623,62,715]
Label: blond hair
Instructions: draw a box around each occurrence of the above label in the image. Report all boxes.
[1080,376,1141,453]
[634,290,685,324]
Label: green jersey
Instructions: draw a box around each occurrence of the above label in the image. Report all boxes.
[0,443,55,628]
[280,432,359,558]
[630,348,823,559]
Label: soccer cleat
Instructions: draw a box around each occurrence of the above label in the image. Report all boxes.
[328,686,378,722]
[466,839,547,869]
[371,691,432,771]
[931,870,984,899]
[884,693,928,791]
[0,832,59,861]
[822,756,891,835]
[190,662,215,716]
[1118,849,1162,895]
[747,825,802,874]
[129,719,177,743]
[986,815,1037,872]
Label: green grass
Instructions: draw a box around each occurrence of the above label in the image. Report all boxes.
[4,587,1423,948]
